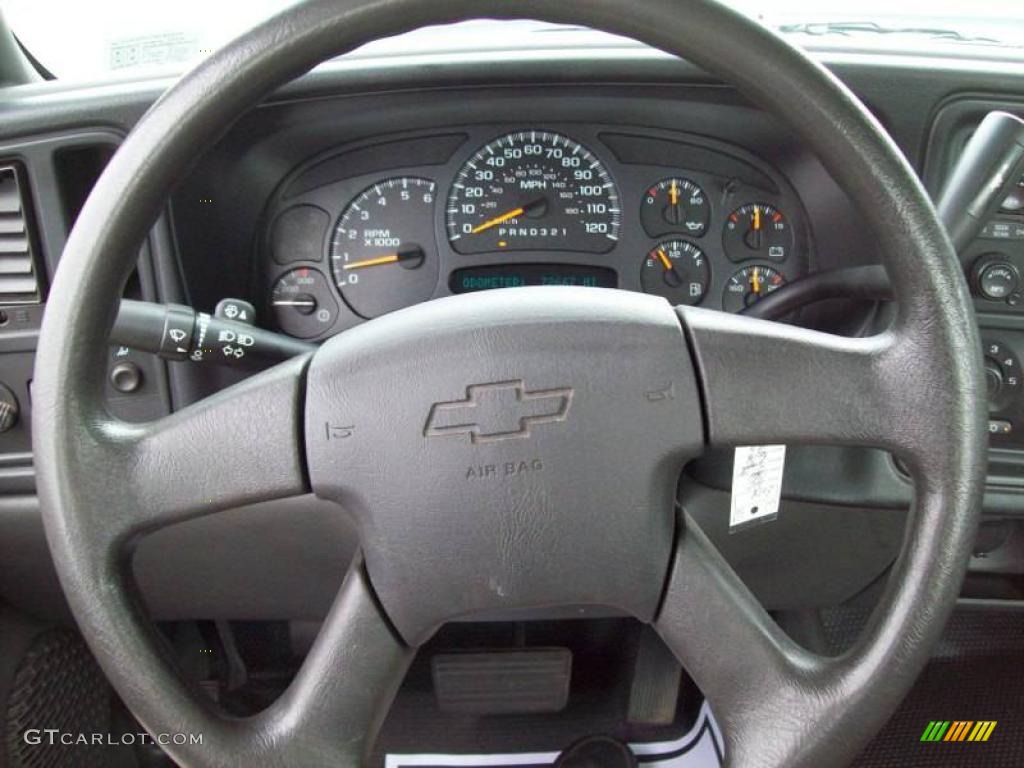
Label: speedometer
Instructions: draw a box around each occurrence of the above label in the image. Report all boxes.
[446,131,620,254]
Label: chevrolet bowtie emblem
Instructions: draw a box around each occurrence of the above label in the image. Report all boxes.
[424,380,573,444]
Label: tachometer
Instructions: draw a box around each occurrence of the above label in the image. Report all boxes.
[330,177,438,319]
[446,131,620,254]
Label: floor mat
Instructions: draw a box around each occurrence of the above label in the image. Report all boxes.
[385,701,724,768]
[375,609,1024,768]
[852,653,1024,768]
[851,605,1024,768]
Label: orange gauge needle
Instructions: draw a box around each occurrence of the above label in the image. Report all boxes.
[750,266,762,295]
[657,249,673,271]
[342,246,424,271]
[470,198,546,235]
[669,180,679,206]
[342,253,400,270]
[752,205,762,231]
[471,207,523,234]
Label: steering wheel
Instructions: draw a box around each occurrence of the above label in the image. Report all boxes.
[32,1,986,766]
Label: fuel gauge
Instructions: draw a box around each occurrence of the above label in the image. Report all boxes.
[641,240,710,305]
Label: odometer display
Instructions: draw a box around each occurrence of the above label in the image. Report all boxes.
[446,131,620,254]
[449,264,617,293]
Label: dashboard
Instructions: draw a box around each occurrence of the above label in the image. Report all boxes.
[1,51,1023,622]
[260,124,809,339]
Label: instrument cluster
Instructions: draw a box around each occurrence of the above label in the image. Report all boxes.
[263,126,811,339]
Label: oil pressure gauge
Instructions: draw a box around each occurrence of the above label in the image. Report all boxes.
[640,177,709,238]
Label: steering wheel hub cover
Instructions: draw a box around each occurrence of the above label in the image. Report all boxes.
[306,288,702,642]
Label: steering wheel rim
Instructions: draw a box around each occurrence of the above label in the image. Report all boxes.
[32,1,986,766]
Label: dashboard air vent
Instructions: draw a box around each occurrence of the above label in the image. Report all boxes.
[0,164,42,304]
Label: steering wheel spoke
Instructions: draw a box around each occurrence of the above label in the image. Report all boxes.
[84,354,311,547]
[71,554,409,767]
[681,307,933,457]
[269,559,414,763]
[656,512,837,766]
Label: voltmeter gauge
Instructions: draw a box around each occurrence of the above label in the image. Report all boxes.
[640,177,709,238]
[723,203,793,262]
[640,240,710,305]
[722,265,786,313]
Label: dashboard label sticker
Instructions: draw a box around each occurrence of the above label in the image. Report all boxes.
[108,32,198,71]
[730,445,786,530]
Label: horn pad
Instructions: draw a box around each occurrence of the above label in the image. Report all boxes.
[305,288,703,643]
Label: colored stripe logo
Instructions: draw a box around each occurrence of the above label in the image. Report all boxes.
[920,721,997,742]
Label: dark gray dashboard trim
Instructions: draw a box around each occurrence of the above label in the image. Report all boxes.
[0,39,1020,635]
[0,49,1021,506]
[0,48,1023,162]
[0,129,182,488]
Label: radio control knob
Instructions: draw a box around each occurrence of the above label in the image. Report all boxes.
[977,261,1019,301]
[985,361,1004,399]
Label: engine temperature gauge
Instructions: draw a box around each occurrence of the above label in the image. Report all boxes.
[640,177,709,238]
[641,240,710,305]
[722,265,786,313]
